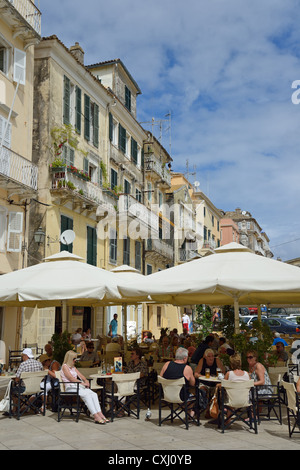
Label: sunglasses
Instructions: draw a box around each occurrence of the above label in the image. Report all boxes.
[246,355,254,359]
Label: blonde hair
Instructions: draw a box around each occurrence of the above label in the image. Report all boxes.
[63,350,77,367]
[203,348,215,358]
[229,353,242,370]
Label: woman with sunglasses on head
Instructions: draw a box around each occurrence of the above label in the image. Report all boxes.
[247,350,272,395]
[61,350,108,424]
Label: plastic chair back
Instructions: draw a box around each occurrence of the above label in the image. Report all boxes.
[283,381,298,414]
[21,371,47,395]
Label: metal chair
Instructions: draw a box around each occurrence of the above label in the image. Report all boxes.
[10,371,47,420]
[106,372,141,422]
[218,379,258,433]
[255,384,282,424]
[283,381,300,437]
[55,371,87,422]
[158,375,199,430]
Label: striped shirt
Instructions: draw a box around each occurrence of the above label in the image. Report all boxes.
[16,359,43,378]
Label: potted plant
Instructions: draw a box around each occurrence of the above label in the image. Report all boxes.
[51,331,74,365]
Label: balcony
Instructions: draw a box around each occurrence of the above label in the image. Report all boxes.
[179,249,200,262]
[1,0,41,38]
[0,144,38,192]
[50,167,116,215]
[118,194,159,236]
[144,155,171,187]
[145,237,173,262]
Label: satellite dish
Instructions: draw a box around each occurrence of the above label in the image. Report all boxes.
[60,229,75,245]
[242,211,247,215]
[194,181,200,188]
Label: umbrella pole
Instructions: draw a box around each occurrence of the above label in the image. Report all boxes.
[62,300,68,332]
[122,303,128,355]
[234,298,240,334]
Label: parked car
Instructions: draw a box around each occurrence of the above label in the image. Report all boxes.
[239,315,267,327]
[267,307,287,315]
[260,317,300,334]
[284,316,300,324]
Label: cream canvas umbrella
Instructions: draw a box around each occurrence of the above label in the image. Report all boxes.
[0,251,126,307]
[119,243,300,333]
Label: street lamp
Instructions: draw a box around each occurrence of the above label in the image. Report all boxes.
[34,227,46,245]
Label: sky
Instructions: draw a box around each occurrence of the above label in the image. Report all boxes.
[39,0,300,261]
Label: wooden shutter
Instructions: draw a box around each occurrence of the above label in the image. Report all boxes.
[63,76,70,124]
[118,124,126,153]
[93,103,99,148]
[84,94,90,141]
[124,179,131,195]
[75,86,81,134]
[131,138,138,165]
[7,212,23,252]
[109,112,113,141]
[87,226,97,266]
[60,215,73,253]
[13,48,26,85]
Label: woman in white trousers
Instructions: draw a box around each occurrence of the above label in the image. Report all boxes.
[61,350,108,424]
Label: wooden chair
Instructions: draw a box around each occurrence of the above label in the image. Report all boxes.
[218,379,257,433]
[157,376,199,430]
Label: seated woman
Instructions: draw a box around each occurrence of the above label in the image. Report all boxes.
[157,335,173,362]
[60,350,108,424]
[194,348,225,417]
[247,349,272,396]
[79,342,99,366]
[39,354,61,412]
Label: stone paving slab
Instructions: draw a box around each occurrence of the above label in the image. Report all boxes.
[0,407,300,452]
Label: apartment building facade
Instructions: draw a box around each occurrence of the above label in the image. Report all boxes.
[0,0,41,350]
[224,208,273,258]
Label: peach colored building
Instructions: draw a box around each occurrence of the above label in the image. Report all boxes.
[220,218,239,245]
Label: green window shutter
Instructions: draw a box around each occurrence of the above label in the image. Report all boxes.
[93,104,99,148]
[131,138,138,165]
[111,168,118,190]
[75,86,81,134]
[141,148,144,169]
[125,86,131,112]
[124,179,131,195]
[118,124,126,153]
[83,157,89,175]
[87,226,97,266]
[60,215,73,253]
[63,76,70,124]
[109,112,113,141]
[123,237,130,265]
[84,94,90,141]
[135,241,141,271]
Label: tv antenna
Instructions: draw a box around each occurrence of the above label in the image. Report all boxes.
[185,159,197,183]
[140,112,172,157]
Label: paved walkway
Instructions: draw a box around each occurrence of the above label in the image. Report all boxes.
[0,405,300,452]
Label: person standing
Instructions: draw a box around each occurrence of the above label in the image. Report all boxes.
[109,314,118,338]
[182,313,190,332]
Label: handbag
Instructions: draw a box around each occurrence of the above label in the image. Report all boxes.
[0,379,12,413]
[209,392,219,419]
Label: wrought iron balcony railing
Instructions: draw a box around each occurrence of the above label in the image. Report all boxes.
[0,144,38,190]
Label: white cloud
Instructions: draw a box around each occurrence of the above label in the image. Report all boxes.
[41,0,300,260]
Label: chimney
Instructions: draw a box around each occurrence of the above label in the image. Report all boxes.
[70,42,84,65]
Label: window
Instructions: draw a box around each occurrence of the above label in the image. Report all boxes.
[147,182,152,202]
[111,168,118,190]
[135,189,142,202]
[125,85,131,112]
[146,264,152,275]
[60,215,73,253]
[135,241,141,271]
[62,145,74,166]
[0,115,12,148]
[123,237,130,265]
[109,113,118,146]
[87,226,97,266]
[0,207,7,251]
[109,229,117,264]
